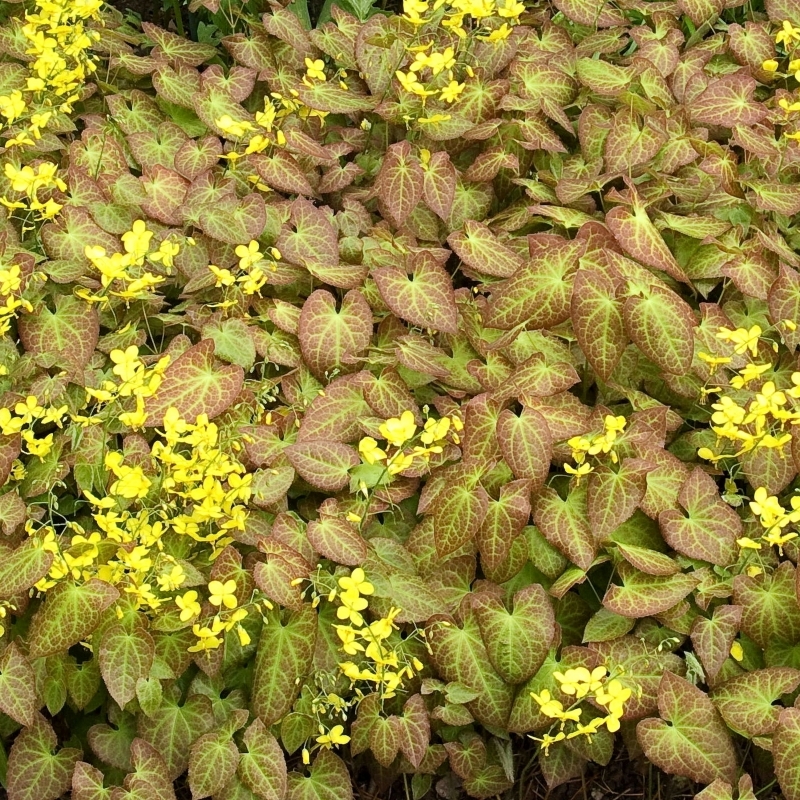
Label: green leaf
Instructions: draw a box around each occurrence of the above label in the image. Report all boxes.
[658,468,740,565]
[18,295,99,375]
[769,267,800,351]
[690,605,742,681]
[434,483,489,558]
[71,761,111,800]
[426,608,514,729]
[296,81,375,113]
[373,251,458,334]
[6,714,80,800]
[623,286,695,375]
[496,408,552,490]
[0,643,37,727]
[473,584,555,684]
[637,672,737,785]
[298,289,372,379]
[532,484,596,571]
[143,22,217,66]
[733,562,800,648]
[146,339,244,425]
[388,694,430,769]
[98,620,155,709]
[775,708,800,800]
[285,440,359,492]
[477,479,531,570]
[375,141,423,228]
[27,579,119,660]
[201,318,256,371]
[482,241,580,330]
[712,667,800,737]
[603,564,698,618]
[238,719,288,800]
[571,269,627,381]
[252,605,316,725]
[0,540,52,600]
[286,750,353,800]
[127,738,177,800]
[588,460,649,544]
[139,693,214,780]
[307,511,367,566]
[189,732,240,800]
[448,220,523,278]
[691,74,766,127]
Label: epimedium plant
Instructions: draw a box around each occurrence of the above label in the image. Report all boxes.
[2,0,800,797]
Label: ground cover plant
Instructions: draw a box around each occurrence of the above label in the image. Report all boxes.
[4,0,800,797]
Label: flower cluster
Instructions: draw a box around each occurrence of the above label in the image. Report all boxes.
[0,260,38,337]
[402,0,524,38]
[1,0,103,149]
[2,161,67,223]
[530,666,633,755]
[736,487,800,554]
[697,327,800,462]
[208,239,282,299]
[358,410,462,477]
[334,569,424,700]
[80,220,181,305]
[0,394,68,462]
[565,415,627,478]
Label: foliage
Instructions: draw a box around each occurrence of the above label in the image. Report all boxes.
[3,0,800,796]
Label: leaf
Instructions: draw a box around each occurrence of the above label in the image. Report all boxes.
[588,460,649,543]
[388,695,430,769]
[576,57,636,95]
[254,151,317,197]
[71,761,110,800]
[691,74,767,127]
[139,694,214,780]
[252,605,316,726]
[27,579,119,659]
[18,295,99,374]
[296,81,375,113]
[712,667,800,737]
[624,286,695,374]
[477,479,531,570]
[99,620,155,709]
[571,269,627,381]
[749,181,800,216]
[238,719,288,800]
[775,708,800,800]
[473,584,555,684]
[769,267,800,351]
[143,22,217,66]
[448,221,524,278]
[422,151,457,220]
[658,468,740,565]
[0,642,37,726]
[496,407,552,490]
[373,251,458,334]
[285,441,359,492]
[434,482,489,558]
[0,539,53,599]
[603,564,698,617]
[733,561,800,648]
[7,714,81,800]
[532,484,596,571]
[278,199,338,268]
[606,201,687,283]
[298,289,372,379]
[482,241,581,330]
[426,608,515,729]
[189,733,240,800]
[286,750,353,800]
[375,141,423,228]
[307,514,367,566]
[636,672,737,785]
[690,605,742,681]
[127,738,177,800]
[201,318,256,371]
[146,339,244,425]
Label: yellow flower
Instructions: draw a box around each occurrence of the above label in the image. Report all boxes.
[531,731,565,755]
[717,325,762,357]
[121,220,153,263]
[553,666,607,698]
[0,91,26,122]
[776,19,800,46]
[216,114,255,138]
[730,641,744,661]
[337,588,368,626]
[235,240,263,270]
[110,345,142,383]
[149,240,180,268]
[497,0,525,16]
[22,430,53,459]
[338,567,374,595]
[208,579,238,609]
[379,410,417,447]
[395,70,434,96]
[316,724,350,748]
[335,625,365,655]
[358,436,387,464]
[564,462,593,479]
[305,57,326,81]
[417,113,452,125]
[736,536,762,550]
[440,80,465,103]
